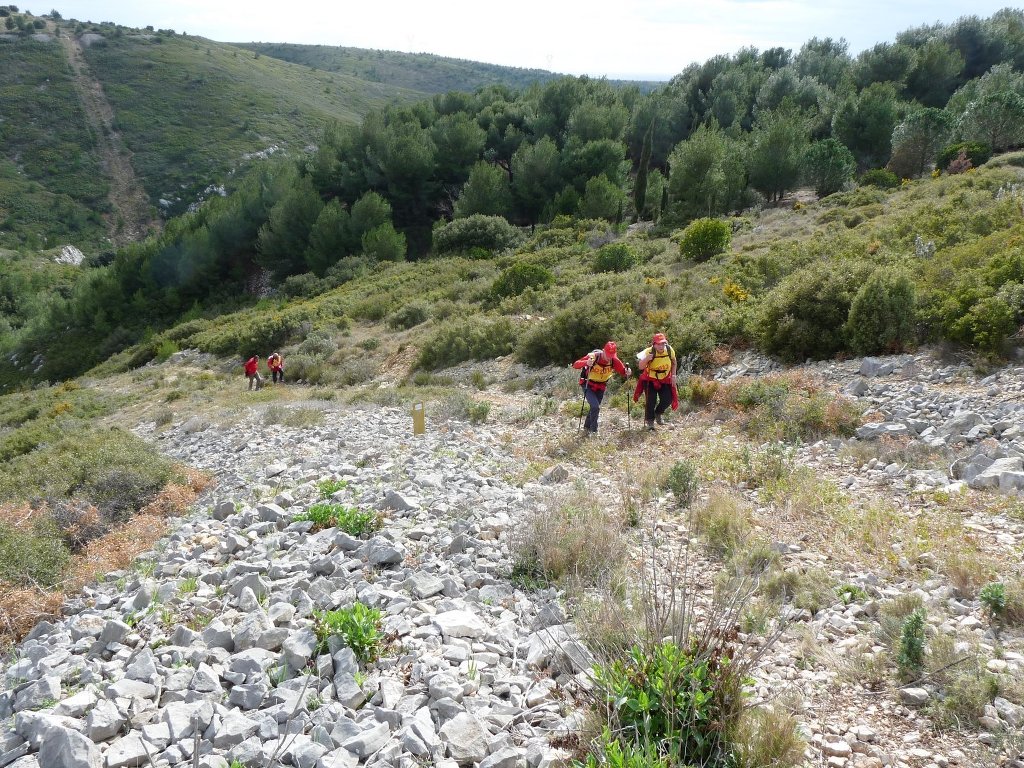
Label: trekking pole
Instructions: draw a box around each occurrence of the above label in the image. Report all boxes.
[625,375,632,432]
[577,372,590,434]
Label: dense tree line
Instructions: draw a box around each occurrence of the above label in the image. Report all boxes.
[8,9,1024,382]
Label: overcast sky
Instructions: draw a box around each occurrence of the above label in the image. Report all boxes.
[52,1,1013,80]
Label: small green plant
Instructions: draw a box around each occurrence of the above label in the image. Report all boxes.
[665,460,699,507]
[466,400,490,423]
[317,478,348,499]
[836,583,869,604]
[897,608,927,681]
[229,761,248,768]
[313,603,383,665]
[470,370,487,390]
[306,694,323,712]
[178,576,199,594]
[268,664,288,687]
[593,640,741,766]
[291,503,380,537]
[979,582,1006,621]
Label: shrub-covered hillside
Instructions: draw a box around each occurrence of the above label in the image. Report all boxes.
[70,155,1024,397]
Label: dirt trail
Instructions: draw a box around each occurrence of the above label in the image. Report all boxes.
[60,32,158,246]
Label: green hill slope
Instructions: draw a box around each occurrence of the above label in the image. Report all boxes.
[0,35,109,251]
[79,33,422,218]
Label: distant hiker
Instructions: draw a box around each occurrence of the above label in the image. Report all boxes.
[268,352,285,383]
[572,341,632,435]
[244,355,263,390]
[634,332,677,430]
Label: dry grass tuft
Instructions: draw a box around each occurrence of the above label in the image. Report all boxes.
[512,492,628,589]
[692,491,753,557]
[0,586,63,646]
[0,468,208,652]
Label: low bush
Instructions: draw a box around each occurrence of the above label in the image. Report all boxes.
[678,218,731,262]
[897,608,927,681]
[317,479,348,499]
[282,354,331,386]
[417,317,518,370]
[756,262,872,362]
[440,393,491,424]
[691,492,752,558]
[0,516,69,588]
[593,242,639,273]
[516,300,632,368]
[859,168,900,188]
[432,215,522,256]
[511,495,626,588]
[491,262,554,299]
[936,141,992,172]
[593,640,742,766]
[846,268,916,354]
[729,706,806,768]
[664,460,699,507]
[760,566,835,615]
[386,301,430,330]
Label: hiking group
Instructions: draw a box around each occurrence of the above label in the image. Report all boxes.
[243,352,285,390]
[572,332,677,433]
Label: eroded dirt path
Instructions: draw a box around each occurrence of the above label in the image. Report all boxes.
[60,33,158,246]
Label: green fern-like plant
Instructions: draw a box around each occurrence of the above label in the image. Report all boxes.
[897,608,927,680]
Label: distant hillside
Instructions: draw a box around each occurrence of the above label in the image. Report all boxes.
[240,43,666,94]
[238,43,560,94]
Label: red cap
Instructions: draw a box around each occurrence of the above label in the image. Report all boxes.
[603,341,617,357]
[652,333,667,345]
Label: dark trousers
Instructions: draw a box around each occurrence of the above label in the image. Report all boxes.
[272,369,284,383]
[644,381,671,421]
[583,386,605,432]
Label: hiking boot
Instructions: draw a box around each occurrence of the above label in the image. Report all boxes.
[655,414,664,425]
[645,420,655,431]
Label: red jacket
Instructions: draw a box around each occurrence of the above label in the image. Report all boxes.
[244,357,259,376]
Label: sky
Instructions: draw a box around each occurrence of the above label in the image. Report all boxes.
[52,1,1016,80]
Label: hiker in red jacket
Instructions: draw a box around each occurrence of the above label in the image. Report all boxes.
[633,332,678,430]
[571,341,632,434]
[267,352,285,384]
[244,355,263,390]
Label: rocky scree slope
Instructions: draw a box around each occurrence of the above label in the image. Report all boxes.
[0,405,588,768]
[2,349,1024,768]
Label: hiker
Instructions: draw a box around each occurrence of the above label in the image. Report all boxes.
[571,341,632,434]
[244,354,263,390]
[634,332,678,430]
[267,351,285,383]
